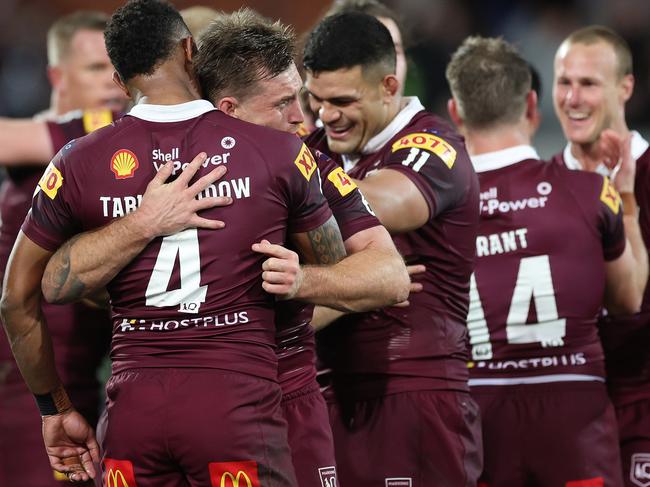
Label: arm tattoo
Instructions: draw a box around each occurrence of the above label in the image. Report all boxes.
[42,235,87,303]
[307,216,346,265]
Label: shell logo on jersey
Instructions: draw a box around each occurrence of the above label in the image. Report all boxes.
[294,144,317,181]
[391,132,457,169]
[328,167,357,196]
[631,453,650,487]
[111,149,139,179]
[103,458,138,487]
[209,461,260,487]
[600,177,621,215]
[83,109,113,134]
[38,162,63,200]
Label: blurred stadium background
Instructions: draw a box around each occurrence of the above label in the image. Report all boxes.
[1,0,649,158]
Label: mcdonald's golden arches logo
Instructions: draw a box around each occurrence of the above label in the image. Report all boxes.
[209,460,260,487]
[103,458,138,487]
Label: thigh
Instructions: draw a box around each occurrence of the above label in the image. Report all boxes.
[282,387,338,487]
[616,399,650,487]
[329,390,482,487]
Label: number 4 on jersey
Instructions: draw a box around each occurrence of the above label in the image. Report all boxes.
[145,229,207,314]
[467,255,567,361]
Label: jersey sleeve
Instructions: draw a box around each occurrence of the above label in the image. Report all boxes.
[316,150,380,241]
[21,145,83,251]
[281,140,332,234]
[597,176,626,261]
[381,131,471,220]
[46,109,117,153]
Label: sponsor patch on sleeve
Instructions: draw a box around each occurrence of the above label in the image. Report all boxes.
[293,144,317,181]
[600,176,621,215]
[391,132,457,169]
[38,162,63,200]
[327,167,357,196]
[82,109,113,134]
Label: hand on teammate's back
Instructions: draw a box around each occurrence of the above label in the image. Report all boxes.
[252,240,303,300]
[134,152,233,238]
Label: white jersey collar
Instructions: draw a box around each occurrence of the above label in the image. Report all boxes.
[342,97,424,172]
[563,131,649,176]
[470,145,539,173]
[128,99,216,122]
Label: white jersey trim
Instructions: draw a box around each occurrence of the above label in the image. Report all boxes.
[128,99,216,122]
[563,130,649,175]
[470,145,539,173]
[469,373,605,387]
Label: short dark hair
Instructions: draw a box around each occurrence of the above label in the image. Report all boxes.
[195,8,295,103]
[446,36,531,129]
[47,11,108,66]
[303,12,395,79]
[104,0,191,82]
[563,25,632,78]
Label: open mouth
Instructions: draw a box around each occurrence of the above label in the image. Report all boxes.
[325,123,353,140]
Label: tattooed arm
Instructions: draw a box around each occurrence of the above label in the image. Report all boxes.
[252,217,409,312]
[41,153,231,303]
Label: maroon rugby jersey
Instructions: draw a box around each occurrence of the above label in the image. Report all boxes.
[22,100,332,381]
[0,109,116,420]
[467,146,625,386]
[276,150,380,395]
[553,132,650,404]
[307,97,479,395]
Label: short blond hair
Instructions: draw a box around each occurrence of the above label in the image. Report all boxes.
[563,25,633,79]
[180,6,218,38]
[47,10,108,66]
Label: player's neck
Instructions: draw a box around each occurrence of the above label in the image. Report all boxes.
[463,124,531,157]
[129,64,202,106]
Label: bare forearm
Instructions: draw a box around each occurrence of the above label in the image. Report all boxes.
[311,305,348,331]
[42,213,152,303]
[296,248,409,312]
[624,211,648,300]
[0,118,53,165]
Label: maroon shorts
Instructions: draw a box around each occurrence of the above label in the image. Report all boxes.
[100,368,297,487]
[281,384,337,487]
[615,398,650,487]
[327,389,482,487]
[472,381,623,487]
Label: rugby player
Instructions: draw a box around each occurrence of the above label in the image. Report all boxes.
[1,1,408,485]
[303,12,482,486]
[447,35,646,487]
[552,26,650,486]
[0,11,125,487]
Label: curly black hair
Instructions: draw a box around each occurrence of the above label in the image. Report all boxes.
[303,12,395,77]
[105,0,191,82]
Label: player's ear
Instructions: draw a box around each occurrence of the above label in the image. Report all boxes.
[447,98,463,130]
[526,90,542,137]
[112,71,131,99]
[620,73,634,103]
[47,65,63,91]
[216,97,239,117]
[381,74,399,100]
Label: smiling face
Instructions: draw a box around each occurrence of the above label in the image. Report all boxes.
[305,65,394,155]
[231,63,304,134]
[553,40,632,146]
[53,29,128,113]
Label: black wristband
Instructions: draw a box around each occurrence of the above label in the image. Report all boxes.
[33,384,72,416]
[34,392,60,416]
